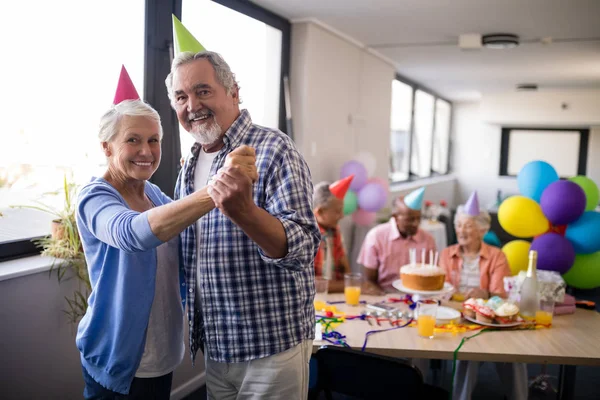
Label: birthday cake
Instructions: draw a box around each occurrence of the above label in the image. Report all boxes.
[400,264,446,291]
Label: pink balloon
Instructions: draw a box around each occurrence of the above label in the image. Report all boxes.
[352,208,377,226]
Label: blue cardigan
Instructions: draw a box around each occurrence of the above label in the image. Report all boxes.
[75,177,186,394]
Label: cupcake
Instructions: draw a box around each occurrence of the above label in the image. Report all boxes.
[486,296,504,310]
[475,305,495,324]
[494,302,519,324]
[462,298,478,318]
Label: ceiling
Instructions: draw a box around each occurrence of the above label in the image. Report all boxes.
[253,0,600,101]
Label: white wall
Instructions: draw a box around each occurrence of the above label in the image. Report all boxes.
[453,90,600,208]
[290,22,394,184]
[290,21,458,269]
[0,265,204,400]
[481,90,600,126]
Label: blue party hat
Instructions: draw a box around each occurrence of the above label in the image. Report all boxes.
[404,187,425,210]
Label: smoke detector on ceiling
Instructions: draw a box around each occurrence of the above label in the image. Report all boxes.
[482,33,519,49]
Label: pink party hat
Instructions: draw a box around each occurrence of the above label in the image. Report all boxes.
[113,65,140,105]
[464,191,480,216]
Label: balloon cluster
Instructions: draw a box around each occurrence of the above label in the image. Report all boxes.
[499,160,600,289]
[339,154,389,226]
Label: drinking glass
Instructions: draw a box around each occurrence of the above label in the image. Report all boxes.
[416,300,438,338]
[344,273,362,306]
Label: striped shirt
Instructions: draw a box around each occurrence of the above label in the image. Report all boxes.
[175,109,320,363]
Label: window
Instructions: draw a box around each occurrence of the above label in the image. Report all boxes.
[433,99,451,174]
[499,128,589,177]
[179,0,285,157]
[410,90,435,178]
[389,76,452,183]
[0,0,145,259]
[389,80,413,182]
[0,0,291,261]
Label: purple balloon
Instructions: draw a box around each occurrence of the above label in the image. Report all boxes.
[530,233,575,274]
[540,181,586,225]
[340,161,368,191]
[357,182,388,212]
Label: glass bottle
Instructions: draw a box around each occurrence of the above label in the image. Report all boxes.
[520,250,539,318]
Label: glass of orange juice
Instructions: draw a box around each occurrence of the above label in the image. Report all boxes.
[344,273,362,306]
[314,277,329,311]
[416,300,438,339]
[535,299,555,325]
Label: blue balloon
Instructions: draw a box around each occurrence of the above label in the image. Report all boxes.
[517,161,559,202]
[483,231,502,247]
[565,211,600,254]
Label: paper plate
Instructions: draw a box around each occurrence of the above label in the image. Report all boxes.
[463,314,523,328]
[392,279,454,296]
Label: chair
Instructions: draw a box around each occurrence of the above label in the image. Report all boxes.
[438,213,456,247]
[312,346,448,400]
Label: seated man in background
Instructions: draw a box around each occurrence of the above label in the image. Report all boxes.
[357,188,437,294]
[312,177,353,293]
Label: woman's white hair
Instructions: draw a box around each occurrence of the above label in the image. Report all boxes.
[454,205,492,234]
[98,100,163,143]
[164,51,241,106]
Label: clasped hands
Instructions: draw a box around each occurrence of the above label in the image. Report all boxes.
[207,145,258,219]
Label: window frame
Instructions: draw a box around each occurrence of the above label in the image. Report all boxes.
[0,0,291,262]
[499,127,589,177]
[389,73,453,185]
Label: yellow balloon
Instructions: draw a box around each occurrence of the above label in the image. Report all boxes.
[498,195,549,238]
[502,240,531,275]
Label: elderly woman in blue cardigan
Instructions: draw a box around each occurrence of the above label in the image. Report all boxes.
[76,69,257,400]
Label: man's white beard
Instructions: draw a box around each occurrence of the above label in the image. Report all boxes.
[189,119,222,145]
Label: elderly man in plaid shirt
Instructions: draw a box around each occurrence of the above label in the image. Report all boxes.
[166,48,320,399]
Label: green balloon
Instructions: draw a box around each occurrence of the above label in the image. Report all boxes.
[569,176,600,211]
[343,190,358,215]
[562,251,600,289]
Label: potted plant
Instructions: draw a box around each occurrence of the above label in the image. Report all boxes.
[11,175,90,324]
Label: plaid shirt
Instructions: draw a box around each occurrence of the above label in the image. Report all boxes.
[175,109,320,363]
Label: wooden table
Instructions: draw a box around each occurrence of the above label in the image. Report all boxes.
[314,294,600,399]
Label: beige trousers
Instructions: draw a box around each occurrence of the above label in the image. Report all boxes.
[205,339,313,400]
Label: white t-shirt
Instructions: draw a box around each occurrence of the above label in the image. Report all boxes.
[135,236,185,377]
[459,255,481,291]
[194,149,219,310]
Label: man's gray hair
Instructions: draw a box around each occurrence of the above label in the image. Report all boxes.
[164,51,240,105]
[313,182,335,209]
[454,205,492,233]
[98,99,163,143]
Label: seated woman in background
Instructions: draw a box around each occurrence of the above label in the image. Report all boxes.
[439,191,527,400]
[440,191,510,300]
[312,177,353,292]
[76,67,257,400]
